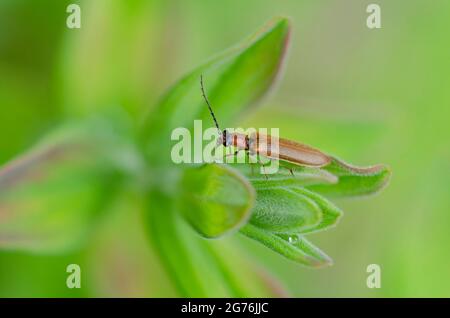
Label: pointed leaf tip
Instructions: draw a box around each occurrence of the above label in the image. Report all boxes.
[240,224,332,268]
[307,158,391,198]
[141,17,292,162]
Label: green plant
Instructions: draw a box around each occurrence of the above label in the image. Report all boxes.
[0,18,390,297]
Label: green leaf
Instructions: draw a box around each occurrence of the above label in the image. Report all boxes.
[233,162,338,189]
[307,157,392,198]
[249,187,322,233]
[140,17,291,163]
[178,164,255,238]
[289,187,343,234]
[0,121,125,252]
[240,224,332,267]
[246,184,341,237]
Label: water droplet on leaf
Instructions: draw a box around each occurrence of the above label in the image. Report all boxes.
[288,235,299,244]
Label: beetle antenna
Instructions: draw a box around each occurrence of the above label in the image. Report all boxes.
[200,75,221,132]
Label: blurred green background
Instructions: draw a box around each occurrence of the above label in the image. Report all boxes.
[0,0,449,297]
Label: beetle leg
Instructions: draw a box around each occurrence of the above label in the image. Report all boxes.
[289,168,295,177]
[223,149,240,164]
[225,150,240,158]
[261,165,269,180]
